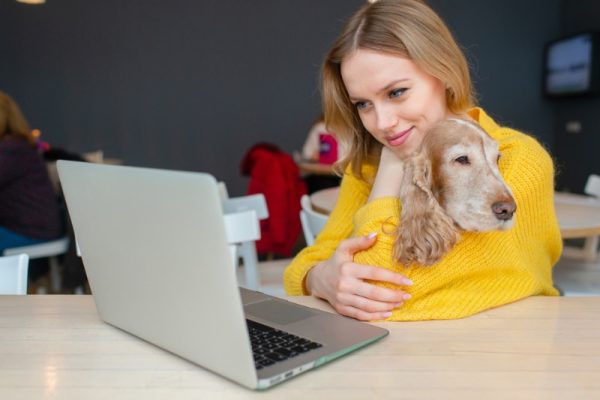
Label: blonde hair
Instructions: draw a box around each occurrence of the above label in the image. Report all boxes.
[322,0,475,178]
[0,91,35,145]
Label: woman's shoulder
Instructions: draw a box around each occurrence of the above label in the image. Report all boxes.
[342,159,378,182]
[336,160,378,200]
[492,124,548,159]
[471,108,555,199]
[471,107,552,166]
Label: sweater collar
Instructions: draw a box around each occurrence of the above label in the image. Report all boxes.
[467,107,500,135]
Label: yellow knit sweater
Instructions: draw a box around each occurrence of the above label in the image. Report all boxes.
[284,108,562,321]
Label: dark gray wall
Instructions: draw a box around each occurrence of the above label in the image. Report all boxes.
[0,0,364,195]
[1,0,561,195]
[552,0,600,192]
[431,0,561,145]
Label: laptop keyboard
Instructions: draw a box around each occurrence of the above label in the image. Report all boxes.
[246,319,323,370]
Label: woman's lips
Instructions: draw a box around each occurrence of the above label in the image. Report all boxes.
[386,126,414,147]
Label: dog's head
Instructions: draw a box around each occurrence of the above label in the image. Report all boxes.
[394,118,516,266]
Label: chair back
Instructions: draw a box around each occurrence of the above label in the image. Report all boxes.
[0,254,29,295]
[584,174,600,198]
[222,193,269,220]
[217,181,229,202]
[300,195,328,246]
[223,210,261,245]
[3,236,69,259]
[218,183,269,290]
[3,237,70,294]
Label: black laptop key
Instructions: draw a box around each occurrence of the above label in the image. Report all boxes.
[274,348,298,358]
[259,358,276,367]
[264,352,288,362]
[246,319,323,369]
[289,345,311,354]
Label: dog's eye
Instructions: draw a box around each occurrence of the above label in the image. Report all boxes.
[497,154,501,163]
[454,155,470,165]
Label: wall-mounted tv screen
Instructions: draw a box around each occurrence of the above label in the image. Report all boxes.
[544,32,600,97]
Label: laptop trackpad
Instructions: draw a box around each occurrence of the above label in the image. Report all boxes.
[245,300,316,326]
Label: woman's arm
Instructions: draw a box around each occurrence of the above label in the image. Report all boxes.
[284,152,413,321]
[283,167,371,295]
[368,146,405,201]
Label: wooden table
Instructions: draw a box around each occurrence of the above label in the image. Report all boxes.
[309,186,340,214]
[1,295,599,399]
[297,161,337,176]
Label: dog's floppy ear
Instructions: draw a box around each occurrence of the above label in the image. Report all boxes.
[394,149,460,266]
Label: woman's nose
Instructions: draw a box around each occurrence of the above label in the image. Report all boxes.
[375,105,398,131]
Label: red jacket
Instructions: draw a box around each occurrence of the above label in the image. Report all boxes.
[241,143,306,256]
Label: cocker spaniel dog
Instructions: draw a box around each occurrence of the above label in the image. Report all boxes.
[395,118,516,266]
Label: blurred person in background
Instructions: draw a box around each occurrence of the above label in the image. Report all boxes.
[0,91,62,253]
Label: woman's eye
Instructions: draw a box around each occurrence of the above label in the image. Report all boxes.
[353,101,369,110]
[389,88,407,98]
[455,155,470,165]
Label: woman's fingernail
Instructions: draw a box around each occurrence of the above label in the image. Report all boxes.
[382,312,392,318]
[403,278,413,286]
[394,302,403,307]
[366,232,378,239]
[402,293,412,300]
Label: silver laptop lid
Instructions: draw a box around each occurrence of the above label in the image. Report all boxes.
[57,160,257,388]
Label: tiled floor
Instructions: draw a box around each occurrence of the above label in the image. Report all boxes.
[237,252,600,298]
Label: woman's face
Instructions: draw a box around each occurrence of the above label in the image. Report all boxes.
[341,49,450,158]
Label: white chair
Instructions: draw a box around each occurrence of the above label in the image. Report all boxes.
[223,210,261,289]
[584,174,600,198]
[579,174,600,261]
[3,236,70,293]
[217,181,229,202]
[0,254,29,295]
[219,183,269,290]
[300,194,328,246]
[561,174,600,262]
[222,193,269,220]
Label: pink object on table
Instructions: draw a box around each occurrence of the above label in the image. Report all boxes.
[318,133,338,165]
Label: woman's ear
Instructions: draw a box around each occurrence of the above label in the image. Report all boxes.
[394,150,460,266]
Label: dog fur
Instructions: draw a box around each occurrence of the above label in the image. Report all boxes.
[394,118,516,266]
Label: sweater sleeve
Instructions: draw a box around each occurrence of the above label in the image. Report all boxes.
[485,128,563,280]
[283,164,377,295]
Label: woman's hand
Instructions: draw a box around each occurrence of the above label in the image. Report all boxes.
[306,233,413,321]
[368,146,405,201]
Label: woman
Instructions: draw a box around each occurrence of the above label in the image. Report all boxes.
[284,0,561,321]
[0,91,62,253]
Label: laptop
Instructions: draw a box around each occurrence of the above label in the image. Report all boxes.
[57,160,388,390]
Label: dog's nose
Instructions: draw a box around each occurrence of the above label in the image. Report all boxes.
[492,201,516,221]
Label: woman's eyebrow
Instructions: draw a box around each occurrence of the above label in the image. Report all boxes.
[348,78,410,101]
[377,79,409,94]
